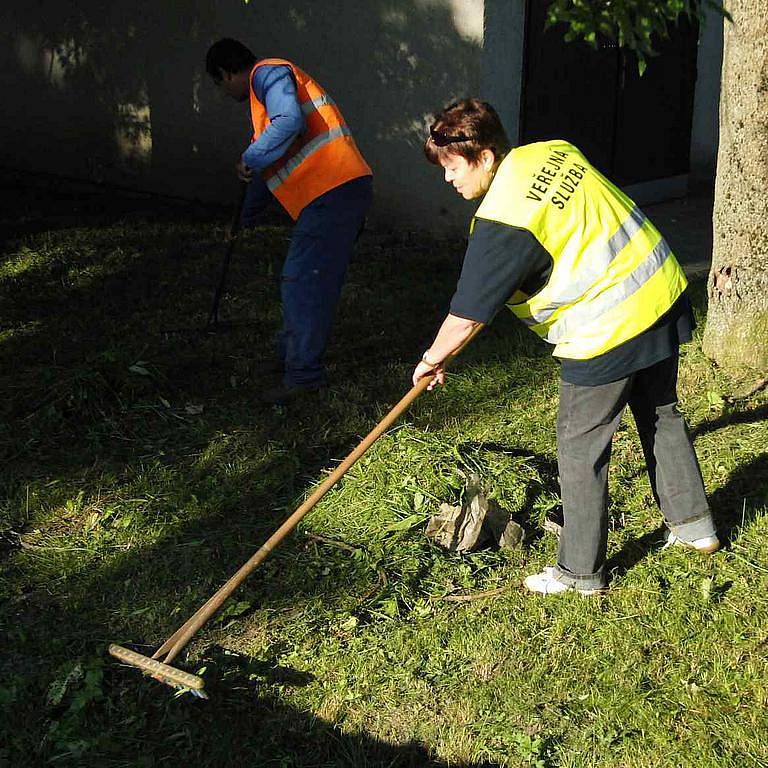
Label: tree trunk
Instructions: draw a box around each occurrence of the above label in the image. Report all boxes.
[703,1,768,375]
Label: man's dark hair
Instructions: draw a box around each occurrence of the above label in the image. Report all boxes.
[206,38,257,80]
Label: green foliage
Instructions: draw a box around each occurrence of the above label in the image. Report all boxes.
[44,659,105,761]
[546,0,730,72]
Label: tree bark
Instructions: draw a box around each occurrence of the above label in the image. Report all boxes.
[703,2,768,375]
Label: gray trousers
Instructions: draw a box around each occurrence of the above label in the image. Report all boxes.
[554,353,715,589]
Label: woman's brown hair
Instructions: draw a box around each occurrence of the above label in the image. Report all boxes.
[424,98,511,166]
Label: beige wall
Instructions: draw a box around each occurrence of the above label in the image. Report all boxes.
[3,0,512,230]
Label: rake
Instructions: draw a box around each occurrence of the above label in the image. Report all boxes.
[109,326,482,696]
[206,182,249,330]
[159,183,249,337]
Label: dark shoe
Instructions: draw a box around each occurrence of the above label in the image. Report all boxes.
[255,357,284,376]
[259,381,325,405]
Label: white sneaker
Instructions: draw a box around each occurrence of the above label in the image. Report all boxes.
[662,530,721,554]
[523,566,604,597]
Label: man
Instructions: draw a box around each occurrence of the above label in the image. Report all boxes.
[412,98,719,596]
[206,38,373,404]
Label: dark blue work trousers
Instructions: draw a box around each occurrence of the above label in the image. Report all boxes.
[554,352,716,589]
[279,176,372,387]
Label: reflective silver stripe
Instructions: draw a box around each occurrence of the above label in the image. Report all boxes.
[527,206,647,324]
[300,94,336,115]
[606,205,646,256]
[265,125,351,192]
[546,237,673,343]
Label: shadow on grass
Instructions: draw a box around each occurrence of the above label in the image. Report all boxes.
[1,448,499,766]
[0,204,471,761]
[92,661,504,768]
[690,403,768,440]
[709,452,768,545]
[186,649,504,768]
[4,649,502,767]
[605,453,768,581]
[604,524,669,582]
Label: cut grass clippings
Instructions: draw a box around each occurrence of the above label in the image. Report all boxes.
[1,193,767,768]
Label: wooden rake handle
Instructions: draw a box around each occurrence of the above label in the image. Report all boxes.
[154,324,484,666]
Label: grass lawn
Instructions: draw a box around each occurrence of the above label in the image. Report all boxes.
[1,193,767,767]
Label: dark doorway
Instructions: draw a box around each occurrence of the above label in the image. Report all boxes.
[520,0,700,186]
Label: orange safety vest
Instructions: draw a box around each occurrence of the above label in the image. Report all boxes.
[248,58,372,220]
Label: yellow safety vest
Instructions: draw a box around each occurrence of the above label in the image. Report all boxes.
[474,140,688,360]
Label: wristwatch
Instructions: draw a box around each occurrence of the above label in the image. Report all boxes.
[422,350,441,367]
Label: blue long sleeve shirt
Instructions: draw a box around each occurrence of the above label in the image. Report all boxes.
[241,65,305,225]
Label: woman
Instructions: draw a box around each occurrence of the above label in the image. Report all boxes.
[412,99,719,596]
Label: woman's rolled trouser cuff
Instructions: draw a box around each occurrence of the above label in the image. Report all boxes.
[554,563,607,590]
[666,509,717,543]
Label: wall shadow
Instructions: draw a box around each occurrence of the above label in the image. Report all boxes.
[2,0,483,226]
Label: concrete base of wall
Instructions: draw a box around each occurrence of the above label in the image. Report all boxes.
[623,174,689,206]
